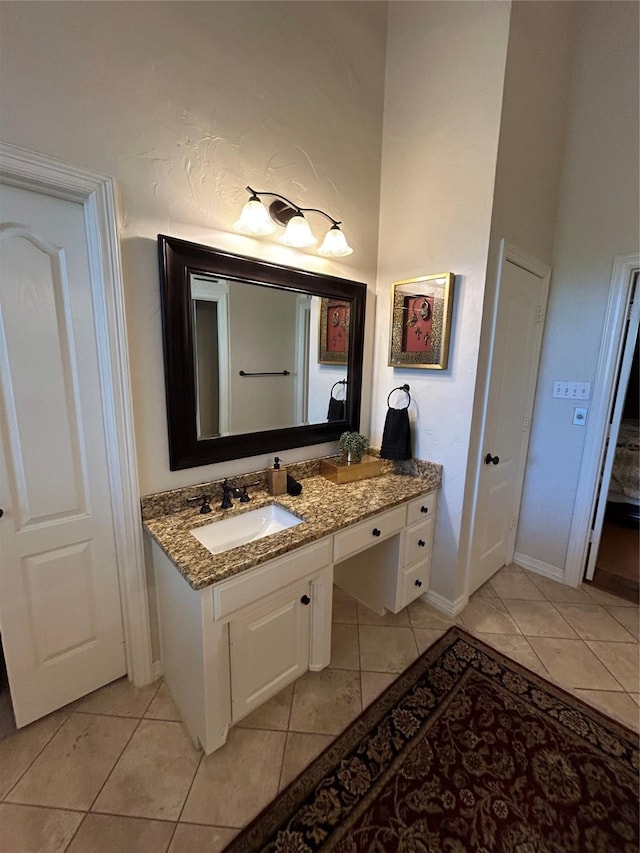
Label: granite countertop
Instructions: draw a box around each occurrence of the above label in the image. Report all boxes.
[144,469,440,591]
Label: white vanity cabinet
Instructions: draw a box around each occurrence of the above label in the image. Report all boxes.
[150,486,438,755]
[385,491,437,612]
[151,537,332,755]
[333,490,438,615]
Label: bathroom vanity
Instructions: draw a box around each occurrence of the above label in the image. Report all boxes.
[145,468,440,754]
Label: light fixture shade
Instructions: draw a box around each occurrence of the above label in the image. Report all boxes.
[317,225,353,258]
[233,198,277,236]
[279,213,317,248]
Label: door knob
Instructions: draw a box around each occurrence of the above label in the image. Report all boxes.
[485,453,500,465]
[418,539,426,547]
[300,595,310,606]
[372,528,381,537]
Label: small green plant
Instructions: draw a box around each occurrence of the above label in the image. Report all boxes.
[338,431,369,464]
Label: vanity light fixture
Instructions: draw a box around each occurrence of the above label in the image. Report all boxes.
[234,186,353,257]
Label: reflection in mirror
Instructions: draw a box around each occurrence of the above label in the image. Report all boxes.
[191,278,346,439]
[158,236,366,469]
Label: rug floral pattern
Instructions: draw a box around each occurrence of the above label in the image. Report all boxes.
[225,629,639,853]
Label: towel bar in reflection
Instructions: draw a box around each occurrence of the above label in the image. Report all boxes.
[239,370,291,377]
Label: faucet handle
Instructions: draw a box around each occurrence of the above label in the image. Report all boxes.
[187,494,212,514]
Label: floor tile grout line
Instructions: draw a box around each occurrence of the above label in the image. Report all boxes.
[174,748,205,829]
[85,714,145,816]
[0,709,72,803]
[582,639,637,693]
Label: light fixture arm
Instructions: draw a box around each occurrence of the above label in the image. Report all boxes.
[245,186,341,226]
[237,186,353,256]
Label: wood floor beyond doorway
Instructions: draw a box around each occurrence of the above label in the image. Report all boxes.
[590,517,639,604]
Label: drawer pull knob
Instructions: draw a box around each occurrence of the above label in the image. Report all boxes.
[300,595,311,606]
[372,528,381,537]
[420,505,429,514]
[414,579,423,588]
[418,539,426,547]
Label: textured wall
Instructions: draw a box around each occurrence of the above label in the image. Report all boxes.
[515,1,640,571]
[458,0,577,590]
[0,1,387,493]
[372,1,511,604]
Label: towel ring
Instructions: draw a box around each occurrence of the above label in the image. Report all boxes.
[330,379,347,400]
[387,384,411,409]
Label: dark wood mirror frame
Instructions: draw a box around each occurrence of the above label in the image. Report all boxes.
[158,235,367,470]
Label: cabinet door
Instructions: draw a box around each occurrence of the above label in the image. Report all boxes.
[229,580,311,722]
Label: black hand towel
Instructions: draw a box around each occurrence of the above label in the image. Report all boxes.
[380,407,412,461]
[327,397,345,421]
[286,474,302,496]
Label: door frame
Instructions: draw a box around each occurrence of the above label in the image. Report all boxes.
[564,252,640,587]
[0,141,153,686]
[463,240,550,597]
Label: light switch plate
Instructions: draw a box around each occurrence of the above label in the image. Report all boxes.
[553,381,591,400]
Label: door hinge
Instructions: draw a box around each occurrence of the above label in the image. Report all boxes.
[523,416,530,432]
[536,306,544,323]
[510,516,516,531]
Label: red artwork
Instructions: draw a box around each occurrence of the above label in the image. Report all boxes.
[401,295,433,353]
[326,303,348,354]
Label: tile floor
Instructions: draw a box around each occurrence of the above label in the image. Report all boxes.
[0,564,638,853]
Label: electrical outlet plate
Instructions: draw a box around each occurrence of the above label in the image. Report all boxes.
[572,407,587,426]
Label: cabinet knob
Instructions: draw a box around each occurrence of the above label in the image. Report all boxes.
[485,453,500,465]
[0,508,3,518]
[300,595,311,606]
[414,579,423,588]
[372,528,381,537]
[420,505,429,514]
[418,539,426,547]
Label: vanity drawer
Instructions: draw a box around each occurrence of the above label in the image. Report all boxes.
[406,491,437,527]
[404,517,434,568]
[212,538,332,620]
[333,505,406,563]
[399,560,431,610]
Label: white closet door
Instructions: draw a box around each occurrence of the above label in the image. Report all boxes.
[0,184,126,726]
[469,247,550,594]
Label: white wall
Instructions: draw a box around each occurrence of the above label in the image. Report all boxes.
[372,1,511,604]
[0,1,387,494]
[515,1,640,571]
[459,0,577,590]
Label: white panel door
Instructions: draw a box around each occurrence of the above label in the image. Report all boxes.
[469,251,549,594]
[0,184,126,726]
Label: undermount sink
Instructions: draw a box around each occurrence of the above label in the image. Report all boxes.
[190,504,303,555]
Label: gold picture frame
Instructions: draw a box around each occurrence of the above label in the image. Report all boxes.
[389,273,455,370]
[318,298,350,364]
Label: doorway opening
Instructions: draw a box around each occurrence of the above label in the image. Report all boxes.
[0,635,16,739]
[584,272,639,603]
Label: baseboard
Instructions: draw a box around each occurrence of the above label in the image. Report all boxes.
[424,589,469,618]
[512,552,565,583]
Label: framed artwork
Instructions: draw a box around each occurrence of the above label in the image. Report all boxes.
[389,273,455,370]
[319,298,350,364]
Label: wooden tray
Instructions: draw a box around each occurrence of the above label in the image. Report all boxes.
[320,454,382,484]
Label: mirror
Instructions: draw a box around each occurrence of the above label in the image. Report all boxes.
[158,235,366,469]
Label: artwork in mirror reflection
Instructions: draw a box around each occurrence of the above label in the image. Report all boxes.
[192,276,347,440]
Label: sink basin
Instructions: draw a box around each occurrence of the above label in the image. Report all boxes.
[190,504,303,555]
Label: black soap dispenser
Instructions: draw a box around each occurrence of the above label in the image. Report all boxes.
[267,456,287,496]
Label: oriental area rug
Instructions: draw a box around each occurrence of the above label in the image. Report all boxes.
[224,627,639,853]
